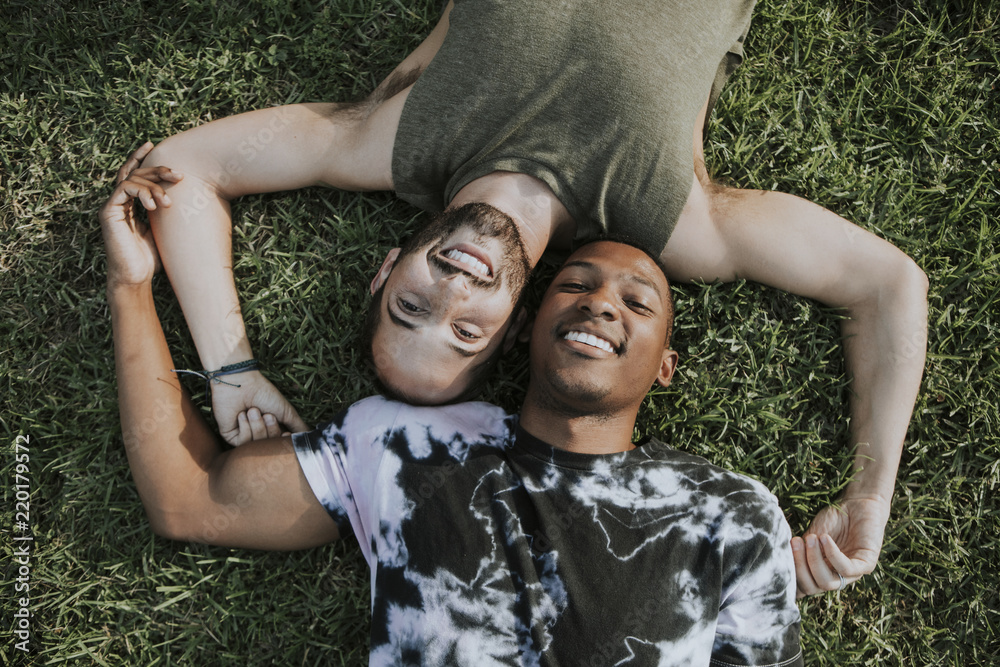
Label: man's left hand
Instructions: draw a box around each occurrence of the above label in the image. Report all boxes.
[791,496,891,598]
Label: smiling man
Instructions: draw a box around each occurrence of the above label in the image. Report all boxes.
[132,0,927,596]
[365,202,533,402]
[525,241,679,425]
[105,162,802,663]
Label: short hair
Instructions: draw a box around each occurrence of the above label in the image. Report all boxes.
[568,235,675,348]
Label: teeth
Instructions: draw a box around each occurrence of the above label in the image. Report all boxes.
[564,331,616,354]
[445,249,491,277]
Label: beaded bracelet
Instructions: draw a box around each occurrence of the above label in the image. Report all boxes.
[171,359,260,396]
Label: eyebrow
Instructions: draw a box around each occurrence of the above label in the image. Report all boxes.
[387,305,480,358]
[561,260,663,296]
[448,343,479,358]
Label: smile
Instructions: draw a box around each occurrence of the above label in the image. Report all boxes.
[444,248,492,279]
[563,331,617,354]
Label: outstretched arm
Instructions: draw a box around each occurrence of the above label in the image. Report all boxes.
[663,179,928,596]
[138,2,455,444]
[102,151,338,549]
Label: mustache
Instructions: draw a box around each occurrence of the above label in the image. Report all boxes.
[428,253,496,290]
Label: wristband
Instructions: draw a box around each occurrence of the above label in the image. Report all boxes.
[171,359,260,396]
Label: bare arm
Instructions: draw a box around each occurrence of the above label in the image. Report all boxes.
[102,161,337,549]
[138,3,454,444]
[663,178,928,594]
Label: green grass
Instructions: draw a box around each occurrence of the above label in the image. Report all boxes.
[2,0,998,664]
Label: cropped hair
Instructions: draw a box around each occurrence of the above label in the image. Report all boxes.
[569,235,675,347]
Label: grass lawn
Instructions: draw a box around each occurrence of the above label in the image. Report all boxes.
[2,0,998,664]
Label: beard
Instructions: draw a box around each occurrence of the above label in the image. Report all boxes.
[398,202,532,297]
[531,366,618,419]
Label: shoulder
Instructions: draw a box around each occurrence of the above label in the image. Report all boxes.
[641,438,786,529]
[304,396,514,452]
[382,400,516,461]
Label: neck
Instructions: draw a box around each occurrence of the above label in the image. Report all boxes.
[518,388,640,455]
[450,172,575,266]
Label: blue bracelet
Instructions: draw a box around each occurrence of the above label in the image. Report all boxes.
[171,359,259,396]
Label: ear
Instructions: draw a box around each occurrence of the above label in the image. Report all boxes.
[653,349,679,388]
[502,307,530,352]
[370,248,401,294]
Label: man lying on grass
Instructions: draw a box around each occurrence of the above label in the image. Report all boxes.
[132,0,928,596]
[103,173,803,663]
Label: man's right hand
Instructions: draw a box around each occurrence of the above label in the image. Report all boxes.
[211,370,309,445]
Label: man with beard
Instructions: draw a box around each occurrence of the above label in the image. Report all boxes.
[132,0,927,596]
[103,169,803,663]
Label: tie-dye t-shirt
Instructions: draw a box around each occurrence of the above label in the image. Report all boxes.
[293,397,802,666]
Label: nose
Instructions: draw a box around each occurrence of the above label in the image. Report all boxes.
[438,273,472,303]
[578,286,619,321]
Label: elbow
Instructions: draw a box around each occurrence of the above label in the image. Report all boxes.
[839,251,928,322]
[143,503,207,544]
[140,134,219,189]
[140,137,196,184]
[147,514,181,541]
[889,255,929,308]
[140,135,184,171]
[898,254,928,294]
[140,136,230,203]
[859,248,928,306]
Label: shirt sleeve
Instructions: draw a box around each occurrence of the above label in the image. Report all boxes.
[710,491,803,667]
[704,1,756,136]
[292,396,402,568]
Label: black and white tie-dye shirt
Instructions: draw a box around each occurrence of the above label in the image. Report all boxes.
[293,397,803,666]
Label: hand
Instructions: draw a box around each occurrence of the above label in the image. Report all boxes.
[236,409,289,442]
[791,496,891,598]
[100,142,183,288]
[211,370,309,445]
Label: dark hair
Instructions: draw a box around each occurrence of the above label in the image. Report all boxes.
[569,235,675,347]
[361,279,385,372]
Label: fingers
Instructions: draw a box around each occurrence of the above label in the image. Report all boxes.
[792,533,860,598]
[115,142,183,191]
[125,174,173,209]
[111,176,176,217]
[131,166,183,184]
[241,408,283,442]
[804,534,842,591]
[247,409,268,441]
[791,536,819,598]
[234,412,253,447]
[263,412,282,438]
[816,533,865,581]
[115,144,182,185]
[116,141,155,184]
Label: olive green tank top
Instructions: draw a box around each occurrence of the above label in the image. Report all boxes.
[392,0,755,256]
